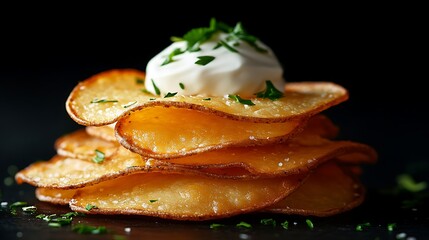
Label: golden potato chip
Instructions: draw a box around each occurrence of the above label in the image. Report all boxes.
[167,137,377,177]
[69,172,305,220]
[55,129,118,160]
[267,163,364,216]
[15,149,148,189]
[35,188,76,205]
[116,106,303,159]
[85,124,116,142]
[66,69,348,126]
[303,114,339,139]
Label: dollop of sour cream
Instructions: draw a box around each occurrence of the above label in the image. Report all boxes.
[145,30,284,97]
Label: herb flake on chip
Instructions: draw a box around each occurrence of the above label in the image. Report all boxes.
[92,150,105,164]
[256,80,284,100]
[228,94,255,106]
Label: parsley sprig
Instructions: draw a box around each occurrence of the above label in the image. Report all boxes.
[162,18,267,66]
[255,80,284,100]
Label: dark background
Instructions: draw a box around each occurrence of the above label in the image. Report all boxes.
[0,5,425,189]
[0,4,427,240]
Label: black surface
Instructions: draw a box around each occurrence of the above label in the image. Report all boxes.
[1,6,427,240]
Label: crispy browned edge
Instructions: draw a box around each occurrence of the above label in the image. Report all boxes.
[35,188,74,205]
[66,69,349,126]
[265,166,366,217]
[65,69,146,126]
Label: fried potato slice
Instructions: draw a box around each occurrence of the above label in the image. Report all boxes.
[55,129,118,160]
[167,132,377,177]
[66,69,348,126]
[85,124,116,142]
[35,188,76,205]
[267,163,364,216]
[116,106,303,159]
[69,172,305,221]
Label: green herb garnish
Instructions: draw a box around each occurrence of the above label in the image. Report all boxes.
[9,201,27,209]
[141,89,151,94]
[162,48,184,66]
[195,56,215,66]
[255,80,284,100]
[92,150,105,164]
[72,223,107,234]
[280,220,289,229]
[135,78,144,84]
[209,223,225,229]
[151,79,160,95]
[179,83,185,90]
[236,221,252,228]
[90,98,118,104]
[228,22,267,53]
[48,222,62,228]
[36,214,46,219]
[397,174,427,192]
[356,222,371,231]
[22,206,37,212]
[260,218,276,227]
[122,101,137,109]
[149,199,158,203]
[306,219,314,229]
[203,98,211,101]
[214,40,238,53]
[164,92,177,98]
[85,204,98,211]
[228,94,255,106]
[387,223,397,231]
[61,212,84,218]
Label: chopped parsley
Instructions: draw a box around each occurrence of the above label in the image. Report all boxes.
[236,221,252,228]
[280,220,289,230]
[228,94,255,106]
[135,78,144,84]
[85,204,98,211]
[195,56,215,66]
[48,222,62,228]
[122,101,137,109]
[90,98,118,104]
[356,222,371,231]
[92,150,105,164]
[72,223,107,234]
[203,98,211,101]
[162,18,266,66]
[149,199,158,203]
[151,79,161,95]
[164,92,177,98]
[162,48,184,66]
[179,83,185,90]
[210,223,225,229]
[388,223,397,232]
[22,206,37,213]
[255,80,284,100]
[214,40,238,53]
[260,218,276,227]
[141,89,152,94]
[305,219,314,229]
[9,201,27,209]
[397,174,427,192]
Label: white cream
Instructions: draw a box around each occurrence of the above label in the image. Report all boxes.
[145,32,284,97]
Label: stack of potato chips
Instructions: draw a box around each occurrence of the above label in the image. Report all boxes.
[16,69,376,220]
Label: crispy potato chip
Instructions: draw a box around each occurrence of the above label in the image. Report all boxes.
[167,138,376,177]
[35,188,76,205]
[55,129,118,160]
[267,163,364,216]
[69,172,306,221]
[303,114,339,139]
[66,69,348,126]
[116,106,303,158]
[85,124,116,142]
